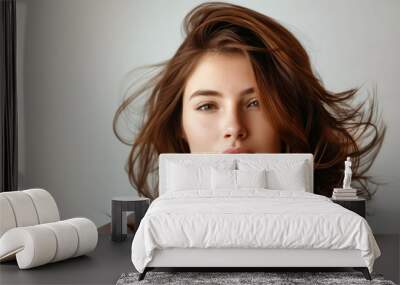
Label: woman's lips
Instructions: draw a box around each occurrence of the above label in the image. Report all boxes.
[223,147,252,154]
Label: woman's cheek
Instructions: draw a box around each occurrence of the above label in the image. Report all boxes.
[190,112,217,137]
[183,110,213,140]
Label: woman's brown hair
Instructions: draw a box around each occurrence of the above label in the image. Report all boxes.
[113,2,386,200]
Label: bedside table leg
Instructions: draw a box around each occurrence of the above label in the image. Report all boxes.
[133,202,150,232]
[112,201,124,242]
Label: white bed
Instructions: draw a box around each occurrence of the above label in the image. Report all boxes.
[131,153,380,281]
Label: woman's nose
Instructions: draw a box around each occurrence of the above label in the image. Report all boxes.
[223,110,248,140]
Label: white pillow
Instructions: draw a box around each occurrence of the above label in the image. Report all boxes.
[237,169,267,188]
[211,168,268,190]
[211,168,236,190]
[166,160,235,192]
[238,160,309,192]
[267,161,307,191]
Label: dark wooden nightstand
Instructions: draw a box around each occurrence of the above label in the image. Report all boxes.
[111,196,150,241]
[331,198,366,218]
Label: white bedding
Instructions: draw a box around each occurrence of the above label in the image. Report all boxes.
[131,189,380,273]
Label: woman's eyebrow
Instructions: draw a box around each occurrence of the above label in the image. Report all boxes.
[189,87,255,100]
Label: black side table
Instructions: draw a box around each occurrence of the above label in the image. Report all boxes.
[331,198,366,218]
[111,196,150,242]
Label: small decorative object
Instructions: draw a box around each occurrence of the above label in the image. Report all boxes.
[332,157,359,200]
[343,156,352,189]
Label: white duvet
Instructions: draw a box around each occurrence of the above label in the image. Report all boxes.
[131,189,380,273]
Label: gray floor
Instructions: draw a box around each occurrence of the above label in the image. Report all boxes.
[0,234,398,285]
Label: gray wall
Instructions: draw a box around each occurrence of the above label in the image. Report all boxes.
[16,0,400,233]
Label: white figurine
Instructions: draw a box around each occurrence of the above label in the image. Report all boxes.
[342,157,352,189]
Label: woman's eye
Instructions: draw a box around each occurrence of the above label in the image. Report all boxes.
[196,103,216,111]
[195,100,259,111]
[248,100,260,108]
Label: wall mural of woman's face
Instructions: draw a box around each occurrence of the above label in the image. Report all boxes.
[182,52,281,154]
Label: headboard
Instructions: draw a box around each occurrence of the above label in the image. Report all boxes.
[158,153,314,195]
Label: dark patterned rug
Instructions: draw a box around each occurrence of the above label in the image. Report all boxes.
[116,271,397,285]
